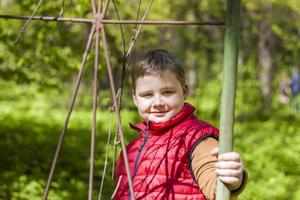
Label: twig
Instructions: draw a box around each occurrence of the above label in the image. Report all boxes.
[15,0,46,44]
[0,15,225,25]
[97,112,114,200]
[112,0,126,53]
[110,176,122,199]
[101,26,136,200]
[125,0,154,58]
[116,0,154,109]
[88,27,100,200]
[0,15,93,23]
[102,0,111,18]
[91,0,97,15]
[58,0,65,17]
[103,19,224,25]
[42,25,96,200]
[112,127,120,178]
[111,0,127,111]
[98,0,102,13]
[134,0,143,30]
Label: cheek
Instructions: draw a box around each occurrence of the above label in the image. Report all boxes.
[168,96,184,107]
[135,98,151,111]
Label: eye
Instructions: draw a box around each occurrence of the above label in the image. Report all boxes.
[140,93,153,98]
[162,90,175,96]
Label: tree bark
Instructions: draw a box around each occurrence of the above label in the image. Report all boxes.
[258,4,273,109]
[187,59,197,96]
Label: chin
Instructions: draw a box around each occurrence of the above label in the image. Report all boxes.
[149,114,173,123]
[152,119,167,123]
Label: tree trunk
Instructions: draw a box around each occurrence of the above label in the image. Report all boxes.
[258,4,273,109]
[187,59,197,96]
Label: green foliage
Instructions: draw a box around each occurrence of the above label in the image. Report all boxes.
[235,114,300,200]
[1,0,300,199]
[0,80,138,199]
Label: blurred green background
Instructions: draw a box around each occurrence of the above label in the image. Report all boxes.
[1,0,300,199]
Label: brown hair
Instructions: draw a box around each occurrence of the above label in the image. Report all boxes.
[131,49,185,92]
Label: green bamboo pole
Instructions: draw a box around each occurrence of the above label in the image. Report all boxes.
[216,0,241,200]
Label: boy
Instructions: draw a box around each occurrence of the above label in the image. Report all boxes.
[115,49,247,200]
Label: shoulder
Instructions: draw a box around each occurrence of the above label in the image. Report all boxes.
[179,115,219,136]
[175,116,219,151]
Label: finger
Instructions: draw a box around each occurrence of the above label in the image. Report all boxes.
[218,152,241,162]
[210,147,219,156]
[215,169,242,177]
[215,161,243,170]
[218,176,240,185]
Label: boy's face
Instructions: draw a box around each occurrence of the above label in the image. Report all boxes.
[133,70,188,123]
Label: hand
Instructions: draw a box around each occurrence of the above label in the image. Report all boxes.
[211,148,244,190]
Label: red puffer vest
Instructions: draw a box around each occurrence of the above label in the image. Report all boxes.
[115,103,219,200]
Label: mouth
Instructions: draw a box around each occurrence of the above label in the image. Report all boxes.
[151,111,168,117]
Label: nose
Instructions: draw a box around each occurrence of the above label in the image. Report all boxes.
[153,94,164,106]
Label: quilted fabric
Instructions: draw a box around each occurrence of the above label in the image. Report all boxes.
[115,103,219,200]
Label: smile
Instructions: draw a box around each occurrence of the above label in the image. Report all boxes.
[151,111,168,117]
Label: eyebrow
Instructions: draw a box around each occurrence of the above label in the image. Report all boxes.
[136,86,177,94]
[138,90,153,94]
[160,86,176,90]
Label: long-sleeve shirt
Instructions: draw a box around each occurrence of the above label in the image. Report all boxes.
[191,137,247,200]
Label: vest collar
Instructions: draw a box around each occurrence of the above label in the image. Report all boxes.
[129,103,195,135]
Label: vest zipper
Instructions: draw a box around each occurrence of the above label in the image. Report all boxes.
[128,121,151,200]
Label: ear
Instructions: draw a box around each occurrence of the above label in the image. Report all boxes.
[132,90,138,107]
[183,84,189,100]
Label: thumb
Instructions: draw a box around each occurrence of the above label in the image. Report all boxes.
[210,147,219,156]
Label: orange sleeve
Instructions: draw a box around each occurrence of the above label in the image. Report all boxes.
[191,138,246,200]
[191,137,218,200]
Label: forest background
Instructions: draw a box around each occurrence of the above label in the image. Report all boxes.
[0,0,300,199]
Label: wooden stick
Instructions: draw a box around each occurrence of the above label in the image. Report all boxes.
[0,15,225,25]
[91,0,97,15]
[43,25,96,200]
[216,0,241,199]
[15,0,46,43]
[88,27,100,200]
[101,26,136,200]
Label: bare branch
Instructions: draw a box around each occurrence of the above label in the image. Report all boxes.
[102,0,111,18]
[98,0,103,13]
[58,0,65,17]
[15,0,46,43]
[134,0,143,30]
[0,15,225,25]
[112,0,126,53]
[91,0,97,15]
[101,26,136,200]
[97,112,114,200]
[88,28,100,200]
[111,176,123,199]
[43,25,96,200]
[0,15,93,23]
[125,0,154,58]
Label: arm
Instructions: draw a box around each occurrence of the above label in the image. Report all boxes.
[191,137,247,200]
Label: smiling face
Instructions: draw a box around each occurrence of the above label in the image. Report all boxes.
[133,70,188,123]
